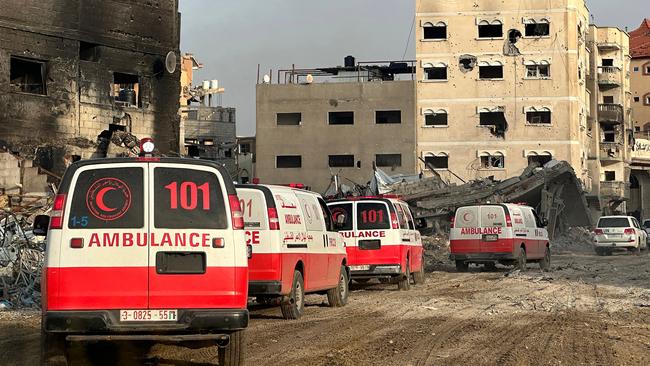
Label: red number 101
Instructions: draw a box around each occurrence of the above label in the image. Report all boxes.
[165,182,210,210]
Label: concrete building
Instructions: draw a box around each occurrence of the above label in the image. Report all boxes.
[183,106,237,177]
[255,59,417,193]
[586,25,632,216]
[0,0,181,175]
[415,0,592,189]
[236,136,256,184]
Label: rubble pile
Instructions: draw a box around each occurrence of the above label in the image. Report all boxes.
[422,235,450,272]
[0,199,50,310]
[552,227,595,253]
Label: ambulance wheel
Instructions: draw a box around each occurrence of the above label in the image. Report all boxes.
[516,247,527,271]
[327,265,349,307]
[41,331,67,366]
[398,260,411,291]
[455,260,468,272]
[378,278,391,284]
[281,270,305,320]
[218,330,244,366]
[412,264,425,285]
[539,247,551,272]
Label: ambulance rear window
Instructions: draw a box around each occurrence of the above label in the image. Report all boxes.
[357,202,390,230]
[68,167,144,229]
[329,203,353,231]
[238,189,268,230]
[455,207,478,228]
[154,168,227,229]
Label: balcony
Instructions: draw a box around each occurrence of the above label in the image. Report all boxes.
[597,42,621,51]
[597,104,624,125]
[597,66,621,88]
[600,142,624,161]
[600,181,629,200]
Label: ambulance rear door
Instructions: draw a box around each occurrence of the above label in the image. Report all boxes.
[354,200,395,265]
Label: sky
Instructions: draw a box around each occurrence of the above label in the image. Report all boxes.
[179,0,647,136]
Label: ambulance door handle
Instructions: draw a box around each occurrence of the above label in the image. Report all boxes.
[323,234,327,248]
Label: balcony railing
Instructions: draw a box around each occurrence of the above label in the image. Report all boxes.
[600,142,624,161]
[597,66,621,87]
[597,42,621,50]
[600,181,629,199]
[598,104,624,124]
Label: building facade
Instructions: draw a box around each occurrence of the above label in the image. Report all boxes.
[585,25,632,216]
[183,106,237,177]
[415,0,592,188]
[256,61,417,193]
[0,0,181,174]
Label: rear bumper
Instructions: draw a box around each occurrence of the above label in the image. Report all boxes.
[349,264,402,278]
[594,241,637,248]
[248,281,282,296]
[450,253,514,262]
[43,309,248,334]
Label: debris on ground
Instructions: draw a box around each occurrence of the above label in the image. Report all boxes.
[422,235,449,272]
[552,227,595,253]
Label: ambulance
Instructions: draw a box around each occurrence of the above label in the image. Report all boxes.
[326,196,425,290]
[449,204,550,272]
[235,184,348,320]
[34,152,248,365]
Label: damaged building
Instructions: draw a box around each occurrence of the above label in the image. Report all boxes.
[0,0,181,177]
[415,0,593,190]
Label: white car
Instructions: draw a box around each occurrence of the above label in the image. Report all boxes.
[594,216,648,256]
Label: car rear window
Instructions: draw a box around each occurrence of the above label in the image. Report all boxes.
[328,203,353,231]
[598,218,630,228]
[154,168,227,229]
[68,167,144,229]
[237,189,268,230]
[357,202,390,230]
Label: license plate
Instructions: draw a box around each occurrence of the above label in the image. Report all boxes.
[350,265,370,271]
[483,234,498,242]
[120,309,178,322]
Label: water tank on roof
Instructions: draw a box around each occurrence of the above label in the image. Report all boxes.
[344,56,356,68]
[210,80,219,90]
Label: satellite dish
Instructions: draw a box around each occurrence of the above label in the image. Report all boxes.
[263,74,271,84]
[305,74,314,84]
[165,51,177,74]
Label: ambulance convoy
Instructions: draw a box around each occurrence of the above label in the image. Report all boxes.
[34,153,423,365]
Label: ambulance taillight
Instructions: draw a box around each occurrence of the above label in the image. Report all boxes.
[268,208,280,230]
[505,214,512,227]
[49,194,67,230]
[450,216,456,228]
[228,194,245,230]
[390,212,399,229]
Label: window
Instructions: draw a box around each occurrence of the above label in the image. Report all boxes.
[634,97,640,103]
[424,65,448,80]
[113,72,140,107]
[528,155,552,166]
[277,112,302,126]
[480,154,505,169]
[376,110,402,124]
[526,64,550,78]
[328,203,353,231]
[604,171,616,181]
[602,59,614,67]
[328,155,355,168]
[646,64,650,74]
[10,56,47,95]
[79,42,100,62]
[329,111,354,125]
[525,22,550,37]
[240,143,251,154]
[423,22,447,40]
[276,155,302,168]
[357,203,390,230]
[224,149,232,158]
[603,96,614,104]
[526,111,552,125]
[634,67,640,72]
[479,65,503,79]
[645,93,650,105]
[478,22,503,38]
[602,125,616,142]
[424,155,449,169]
[479,110,508,138]
[424,110,448,126]
[376,154,402,168]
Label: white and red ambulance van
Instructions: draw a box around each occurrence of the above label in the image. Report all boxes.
[235,184,348,320]
[34,157,248,366]
[326,196,425,290]
[449,204,550,272]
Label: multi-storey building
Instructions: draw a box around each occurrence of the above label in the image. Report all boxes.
[586,25,632,216]
[255,59,417,193]
[415,0,592,188]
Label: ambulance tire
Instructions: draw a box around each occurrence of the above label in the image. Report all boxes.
[539,246,551,272]
[378,278,391,284]
[41,331,67,366]
[218,330,244,366]
[281,270,305,320]
[484,262,497,271]
[327,265,349,307]
[516,247,527,271]
[455,261,468,272]
[398,260,411,291]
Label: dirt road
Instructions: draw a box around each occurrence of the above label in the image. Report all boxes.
[2,252,649,365]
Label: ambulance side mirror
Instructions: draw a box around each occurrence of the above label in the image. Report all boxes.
[415,218,427,230]
[33,215,50,236]
[540,218,549,228]
[334,214,347,230]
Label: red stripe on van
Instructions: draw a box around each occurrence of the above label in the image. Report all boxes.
[449,238,515,254]
[346,244,424,273]
[46,266,248,310]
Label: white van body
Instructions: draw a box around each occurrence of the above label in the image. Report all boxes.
[236,184,348,319]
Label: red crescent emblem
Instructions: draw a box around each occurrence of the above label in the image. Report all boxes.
[463,212,471,222]
[86,178,132,221]
[95,187,117,212]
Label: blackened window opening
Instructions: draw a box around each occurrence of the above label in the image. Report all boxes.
[424,67,447,80]
[329,112,354,125]
[80,42,100,62]
[479,66,503,79]
[376,154,402,168]
[376,110,402,124]
[525,23,550,37]
[329,155,355,168]
[113,72,140,107]
[424,156,449,169]
[526,111,552,124]
[277,113,302,125]
[478,24,503,38]
[10,57,46,95]
[424,26,447,39]
[277,156,302,168]
[425,113,448,126]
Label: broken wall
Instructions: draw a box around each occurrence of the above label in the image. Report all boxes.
[0,0,181,175]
